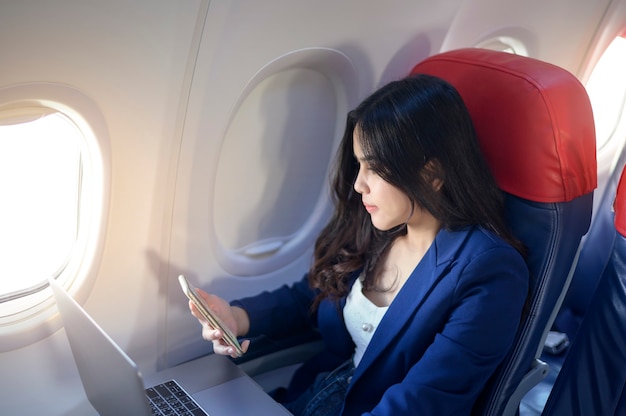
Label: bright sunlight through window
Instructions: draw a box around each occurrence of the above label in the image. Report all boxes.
[0,114,81,297]
[0,85,107,351]
[585,36,626,149]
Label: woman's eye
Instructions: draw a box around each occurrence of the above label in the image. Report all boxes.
[364,163,376,173]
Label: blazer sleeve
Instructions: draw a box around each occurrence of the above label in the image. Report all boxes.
[363,245,528,416]
[230,274,318,338]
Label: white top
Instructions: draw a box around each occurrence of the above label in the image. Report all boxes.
[343,277,389,367]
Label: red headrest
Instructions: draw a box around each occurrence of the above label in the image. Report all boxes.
[615,168,626,236]
[411,48,597,203]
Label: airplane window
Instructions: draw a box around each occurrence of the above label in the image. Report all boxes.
[585,36,626,149]
[0,113,81,298]
[476,36,528,56]
[0,90,107,349]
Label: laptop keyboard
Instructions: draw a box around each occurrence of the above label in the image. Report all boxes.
[146,379,209,416]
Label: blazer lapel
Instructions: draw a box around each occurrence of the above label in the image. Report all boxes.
[353,227,474,375]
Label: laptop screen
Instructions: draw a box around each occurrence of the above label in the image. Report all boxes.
[48,278,153,416]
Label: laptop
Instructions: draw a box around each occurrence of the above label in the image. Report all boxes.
[48,278,292,416]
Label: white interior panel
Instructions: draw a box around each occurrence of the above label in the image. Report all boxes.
[164,47,359,366]
[441,0,612,73]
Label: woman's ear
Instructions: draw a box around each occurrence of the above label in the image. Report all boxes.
[423,159,444,191]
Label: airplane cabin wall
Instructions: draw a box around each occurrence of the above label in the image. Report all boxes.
[0,0,463,414]
[0,0,623,414]
[0,1,204,414]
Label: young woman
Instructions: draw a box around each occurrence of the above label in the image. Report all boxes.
[189,74,529,416]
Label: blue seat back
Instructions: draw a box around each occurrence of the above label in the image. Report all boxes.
[554,151,626,341]
[542,166,626,415]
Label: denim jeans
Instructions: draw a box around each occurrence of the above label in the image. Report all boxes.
[282,359,355,416]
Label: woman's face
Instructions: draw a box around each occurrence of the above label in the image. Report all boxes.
[352,129,414,231]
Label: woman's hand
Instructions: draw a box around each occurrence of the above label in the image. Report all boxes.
[188,288,251,358]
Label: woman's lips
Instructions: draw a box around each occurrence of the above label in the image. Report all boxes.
[363,202,377,213]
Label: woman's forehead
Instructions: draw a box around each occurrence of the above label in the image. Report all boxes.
[352,128,367,159]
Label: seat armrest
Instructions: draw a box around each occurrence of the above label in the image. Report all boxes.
[234,329,324,378]
[503,358,549,416]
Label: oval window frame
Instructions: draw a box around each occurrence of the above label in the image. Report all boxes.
[212,48,359,276]
[475,35,529,56]
[0,83,110,352]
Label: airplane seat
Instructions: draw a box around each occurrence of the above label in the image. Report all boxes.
[541,166,626,416]
[411,48,597,416]
[525,151,626,413]
[552,151,626,342]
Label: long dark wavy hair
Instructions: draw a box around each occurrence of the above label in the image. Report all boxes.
[308,73,524,306]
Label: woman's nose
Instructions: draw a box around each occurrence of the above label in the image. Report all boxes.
[354,171,366,194]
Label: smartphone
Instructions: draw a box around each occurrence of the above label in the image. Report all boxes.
[178,274,244,357]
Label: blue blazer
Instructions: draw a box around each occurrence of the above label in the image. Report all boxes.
[233,226,529,415]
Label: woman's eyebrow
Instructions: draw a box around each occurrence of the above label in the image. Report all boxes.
[353,153,373,163]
